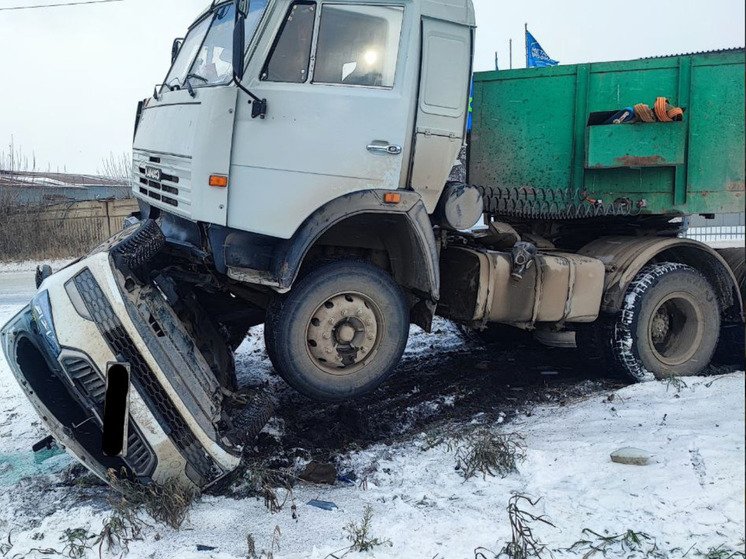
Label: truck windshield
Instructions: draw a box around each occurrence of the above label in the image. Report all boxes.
[163,1,269,91]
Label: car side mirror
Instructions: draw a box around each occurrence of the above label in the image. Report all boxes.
[171,38,184,64]
[233,0,248,79]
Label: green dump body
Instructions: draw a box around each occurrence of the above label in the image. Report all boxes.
[469,49,745,219]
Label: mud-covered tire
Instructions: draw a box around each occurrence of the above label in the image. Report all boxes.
[111,219,165,269]
[609,263,721,381]
[718,248,746,301]
[713,247,745,364]
[232,391,276,447]
[264,260,409,402]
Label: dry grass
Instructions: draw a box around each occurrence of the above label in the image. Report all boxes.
[0,191,105,261]
[324,506,391,559]
[475,494,554,559]
[239,461,297,514]
[107,469,196,530]
[456,431,526,481]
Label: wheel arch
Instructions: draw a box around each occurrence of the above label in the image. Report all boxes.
[580,236,744,322]
[272,190,441,329]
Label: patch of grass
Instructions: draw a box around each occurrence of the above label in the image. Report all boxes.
[456,432,525,480]
[694,545,746,559]
[566,528,669,558]
[475,494,554,559]
[59,528,96,559]
[107,468,196,530]
[246,526,282,559]
[501,494,554,559]
[240,462,296,514]
[344,506,390,553]
[96,495,148,558]
[325,506,391,559]
[662,373,690,394]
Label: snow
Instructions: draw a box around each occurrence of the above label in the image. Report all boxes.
[0,286,743,558]
[0,261,744,558]
[0,258,74,274]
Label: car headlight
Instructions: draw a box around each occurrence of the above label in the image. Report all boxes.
[31,291,61,357]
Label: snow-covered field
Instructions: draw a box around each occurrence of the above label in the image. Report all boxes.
[0,265,744,559]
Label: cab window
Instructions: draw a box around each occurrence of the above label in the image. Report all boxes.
[187,1,269,87]
[261,2,316,83]
[313,5,404,88]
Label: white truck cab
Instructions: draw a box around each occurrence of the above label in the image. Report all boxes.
[134,0,475,236]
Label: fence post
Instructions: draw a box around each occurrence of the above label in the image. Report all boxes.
[105,200,113,238]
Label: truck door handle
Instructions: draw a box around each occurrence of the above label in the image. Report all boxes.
[367,141,402,155]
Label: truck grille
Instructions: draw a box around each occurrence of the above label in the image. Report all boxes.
[133,151,192,219]
[60,354,157,478]
[72,269,219,486]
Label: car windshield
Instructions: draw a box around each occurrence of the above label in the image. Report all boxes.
[163,1,269,91]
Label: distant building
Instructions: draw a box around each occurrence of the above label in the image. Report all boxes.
[0,171,132,205]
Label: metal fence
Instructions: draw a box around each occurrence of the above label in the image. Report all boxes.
[683,214,745,245]
[35,198,140,240]
[0,198,139,261]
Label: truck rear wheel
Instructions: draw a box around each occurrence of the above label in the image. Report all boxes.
[264,260,409,402]
[714,247,745,363]
[610,263,721,381]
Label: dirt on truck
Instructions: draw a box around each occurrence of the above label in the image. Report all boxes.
[1,0,744,491]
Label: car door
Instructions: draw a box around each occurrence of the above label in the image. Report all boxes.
[227,0,418,240]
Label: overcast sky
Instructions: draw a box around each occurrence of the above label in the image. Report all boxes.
[0,0,743,174]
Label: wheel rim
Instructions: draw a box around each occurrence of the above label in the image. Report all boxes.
[305,292,384,376]
[647,292,704,367]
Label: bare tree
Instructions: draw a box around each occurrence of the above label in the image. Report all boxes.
[98,152,134,185]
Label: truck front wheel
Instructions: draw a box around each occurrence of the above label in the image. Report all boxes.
[610,263,720,381]
[264,260,409,402]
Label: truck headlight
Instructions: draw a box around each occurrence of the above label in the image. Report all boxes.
[31,291,61,357]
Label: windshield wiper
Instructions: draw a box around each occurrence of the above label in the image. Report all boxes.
[183,73,207,98]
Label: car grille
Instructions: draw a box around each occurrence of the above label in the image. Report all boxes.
[133,151,192,219]
[72,269,219,486]
[60,354,157,478]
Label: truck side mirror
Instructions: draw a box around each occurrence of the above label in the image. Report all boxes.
[171,38,184,64]
[233,0,248,79]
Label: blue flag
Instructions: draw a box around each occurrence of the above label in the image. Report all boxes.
[526,29,559,68]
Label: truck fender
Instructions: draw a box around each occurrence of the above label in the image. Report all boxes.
[579,236,744,321]
[273,189,440,301]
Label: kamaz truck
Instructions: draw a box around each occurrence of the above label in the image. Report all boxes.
[3,0,744,489]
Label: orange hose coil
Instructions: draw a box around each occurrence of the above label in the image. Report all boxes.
[667,107,684,121]
[655,97,674,122]
[634,103,656,123]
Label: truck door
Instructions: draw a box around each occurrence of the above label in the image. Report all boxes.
[227,0,419,240]
[409,16,473,212]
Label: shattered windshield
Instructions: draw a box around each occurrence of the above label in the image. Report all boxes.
[163,1,269,92]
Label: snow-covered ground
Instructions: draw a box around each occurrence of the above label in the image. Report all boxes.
[0,265,744,559]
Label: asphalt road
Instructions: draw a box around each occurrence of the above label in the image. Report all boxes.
[0,271,37,309]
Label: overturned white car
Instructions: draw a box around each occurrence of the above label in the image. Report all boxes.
[1,221,273,489]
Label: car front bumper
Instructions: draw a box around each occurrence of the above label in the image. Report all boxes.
[1,250,242,488]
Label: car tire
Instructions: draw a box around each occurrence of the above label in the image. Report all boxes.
[609,262,721,381]
[264,260,409,402]
[111,219,165,269]
[231,390,277,447]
